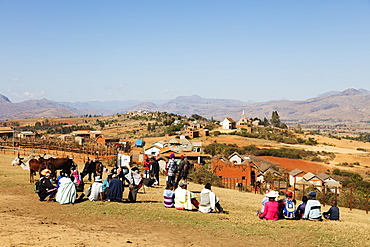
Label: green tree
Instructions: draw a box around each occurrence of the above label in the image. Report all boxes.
[271,111,281,127]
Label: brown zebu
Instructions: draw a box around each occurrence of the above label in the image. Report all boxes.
[46,157,75,177]
[28,158,49,183]
[28,157,75,183]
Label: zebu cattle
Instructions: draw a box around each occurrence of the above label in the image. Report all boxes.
[46,157,75,177]
[28,158,49,183]
[81,159,104,181]
[11,153,38,170]
[26,156,74,183]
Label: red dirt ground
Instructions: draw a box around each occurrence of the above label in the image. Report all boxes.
[259,156,330,174]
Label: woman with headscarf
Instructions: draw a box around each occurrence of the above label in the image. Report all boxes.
[56,174,76,204]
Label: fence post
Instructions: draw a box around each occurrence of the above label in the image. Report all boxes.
[350,187,353,211]
[335,187,338,202]
[323,186,326,207]
[303,184,305,196]
[366,189,369,215]
[293,182,296,200]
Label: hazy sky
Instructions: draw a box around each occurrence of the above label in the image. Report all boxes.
[1,1,370,103]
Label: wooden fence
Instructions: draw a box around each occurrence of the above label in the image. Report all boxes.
[220,178,370,214]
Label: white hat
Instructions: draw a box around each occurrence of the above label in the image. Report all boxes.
[95,176,102,182]
[265,190,279,198]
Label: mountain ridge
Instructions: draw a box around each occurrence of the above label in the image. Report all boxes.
[1,88,370,124]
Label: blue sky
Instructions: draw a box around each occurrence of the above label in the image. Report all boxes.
[1,1,370,103]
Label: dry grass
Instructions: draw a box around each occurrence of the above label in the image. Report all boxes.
[1,153,370,247]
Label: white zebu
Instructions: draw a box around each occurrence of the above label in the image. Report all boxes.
[11,153,55,171]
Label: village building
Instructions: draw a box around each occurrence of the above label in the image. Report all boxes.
[289,168,306,186]
[316,172,342,193]
[236,111,252,128]
[301,172,323,187]
[220,118,236,130]
[17,131,36,139]
[0,127,14,139]
[211,154,257,188]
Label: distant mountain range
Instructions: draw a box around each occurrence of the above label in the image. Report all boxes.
[1,88,370,125]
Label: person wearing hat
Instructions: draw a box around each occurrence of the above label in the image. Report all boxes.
[56,172,76,204]
[175,155,191,186]
[302,191,322,221]
[166,153,177,186]
[278,190,297,219]
[199,183,228,214]
[89,176,104,201]
[38,173,57,202]
[259,190,280,220]
[174,181,199,210]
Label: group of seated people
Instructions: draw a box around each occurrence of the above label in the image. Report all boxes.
[258,190,340,221]
[163,181,229,214]
[37,166,144,204]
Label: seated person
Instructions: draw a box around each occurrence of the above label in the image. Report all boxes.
[259,190,280,221]
[302,191,322,221]
[38,173,57,201]
[174,181,199,210]
[107,174,124,201]
[163,184,175,208]
[279,191,297,219]
[56,173,76,205]
[323,200,340,221]
[199,183,228,214]
[296,196,308,220]
[89,176,104,201]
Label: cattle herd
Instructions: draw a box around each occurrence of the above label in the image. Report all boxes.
[12,153,81,183]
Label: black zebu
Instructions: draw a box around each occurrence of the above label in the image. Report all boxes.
[81,159,104,181]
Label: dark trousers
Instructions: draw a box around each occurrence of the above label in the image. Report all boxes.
[128,185,140,202]
[215,202,224,212]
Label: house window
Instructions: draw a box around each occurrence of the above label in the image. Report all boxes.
[241,176,246,180]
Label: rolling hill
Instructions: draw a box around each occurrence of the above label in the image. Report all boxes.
[1,88,370,125]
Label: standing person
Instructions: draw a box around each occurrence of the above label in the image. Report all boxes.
[302,191,322,221]
[125,167,143,202]
[89,176,104,201]
[166,153,177,186]
[163,184,175,208]
[56,174,76,204]
[150,157,160,186]
[199,183,228,214]
[296,196,308,220]
[107,174,124,202]
[176,155,190,185]
[323,200,340,221]
[38,173,57,201]
[143,156,150,179]
[259,191,280,221]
